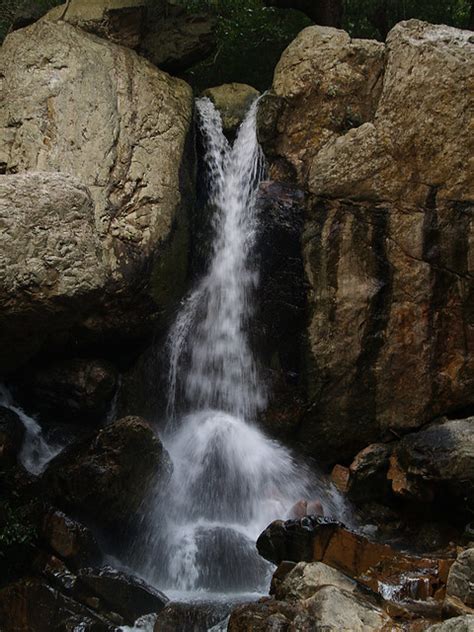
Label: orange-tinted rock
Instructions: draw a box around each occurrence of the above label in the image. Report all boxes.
[347,443,392,502]
[257,517,455,602]
[41,509,101,568]
[331,464,350,493]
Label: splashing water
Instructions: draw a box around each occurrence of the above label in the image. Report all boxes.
[135,98,347,596]
[0,384,60,475]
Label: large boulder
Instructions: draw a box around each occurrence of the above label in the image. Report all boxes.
[0,578,115,632]
[43,0,149,48]
[42,416,172,530]
[202,83,260,134]
[0,173,106,372]
[426,616,474,631]
[44,1,216,73]
[77,566,168,625]
[228,587,391,632]
[388,418,474,514]
[0,20,193,373]
[259,20,474,464]
[446,548,474,613]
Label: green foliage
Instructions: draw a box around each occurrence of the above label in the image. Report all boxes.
[178,0,311,91]
[344,0,472,39]
[0,501,36,554]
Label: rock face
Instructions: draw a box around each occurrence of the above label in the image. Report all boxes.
[77,566,168,624]
[45,1,216,73]
[446,549,474,610]
[388,418,474,513]
[41,509,101,569]
[259,20,474,464]
[0,578,116,632]
[43,417,171,530]
[0,406,25,468]
[43,0,149,48]
[202,83,260,134]
[0,20,193,373]
[0,173,106,372]
[15,357,118,423]
[141,4,216,74]
[427,616,474,631]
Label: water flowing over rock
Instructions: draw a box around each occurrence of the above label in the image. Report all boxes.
[202,83,261,135]
[43,416,171,530]
[259,20,474,464]
[0,406,25,469]
[0,20,193,372]
[132,97,346,594]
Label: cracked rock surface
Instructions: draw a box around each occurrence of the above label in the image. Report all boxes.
[259,20,474,464]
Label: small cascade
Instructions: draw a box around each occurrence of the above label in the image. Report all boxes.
[0,384,60,475]
[135,98,347,596]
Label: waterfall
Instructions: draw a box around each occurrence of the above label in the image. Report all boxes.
[136,98,346,595]
[0,384,60,475]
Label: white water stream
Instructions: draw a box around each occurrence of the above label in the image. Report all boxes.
[0,384,60,475]
[134,98,347,601]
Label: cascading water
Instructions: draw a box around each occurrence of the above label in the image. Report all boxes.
[135,98,347,598]
[0,384,60,475]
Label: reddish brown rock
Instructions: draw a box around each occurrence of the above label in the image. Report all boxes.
[331,465,350,493]
[41,509,101,568]
[347,443,392,502]
[257,517,455,602]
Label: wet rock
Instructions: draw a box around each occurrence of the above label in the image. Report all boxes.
[331,464,350,493]
[202,83,260,135]
[41,509,101,568]
[228,587,391,632]
[426,615,474,631]
[228,599,311,631]
[254,181,307,438]
[446,549,474,611]
[43,417,171,530]
[347,443,392,502]
[388,418,474,513]
[0,19,193,372]
[288,499,324,519]
[304,584,390,631]
[274,561,356,601]
[154,601,231,632]
[78,566,168,625]
[0,406,25,468]
[259,21,474,465]
[0,578,115,632]
[16,358,118,424]
[192,526,270,592]
[257,517,454,601]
